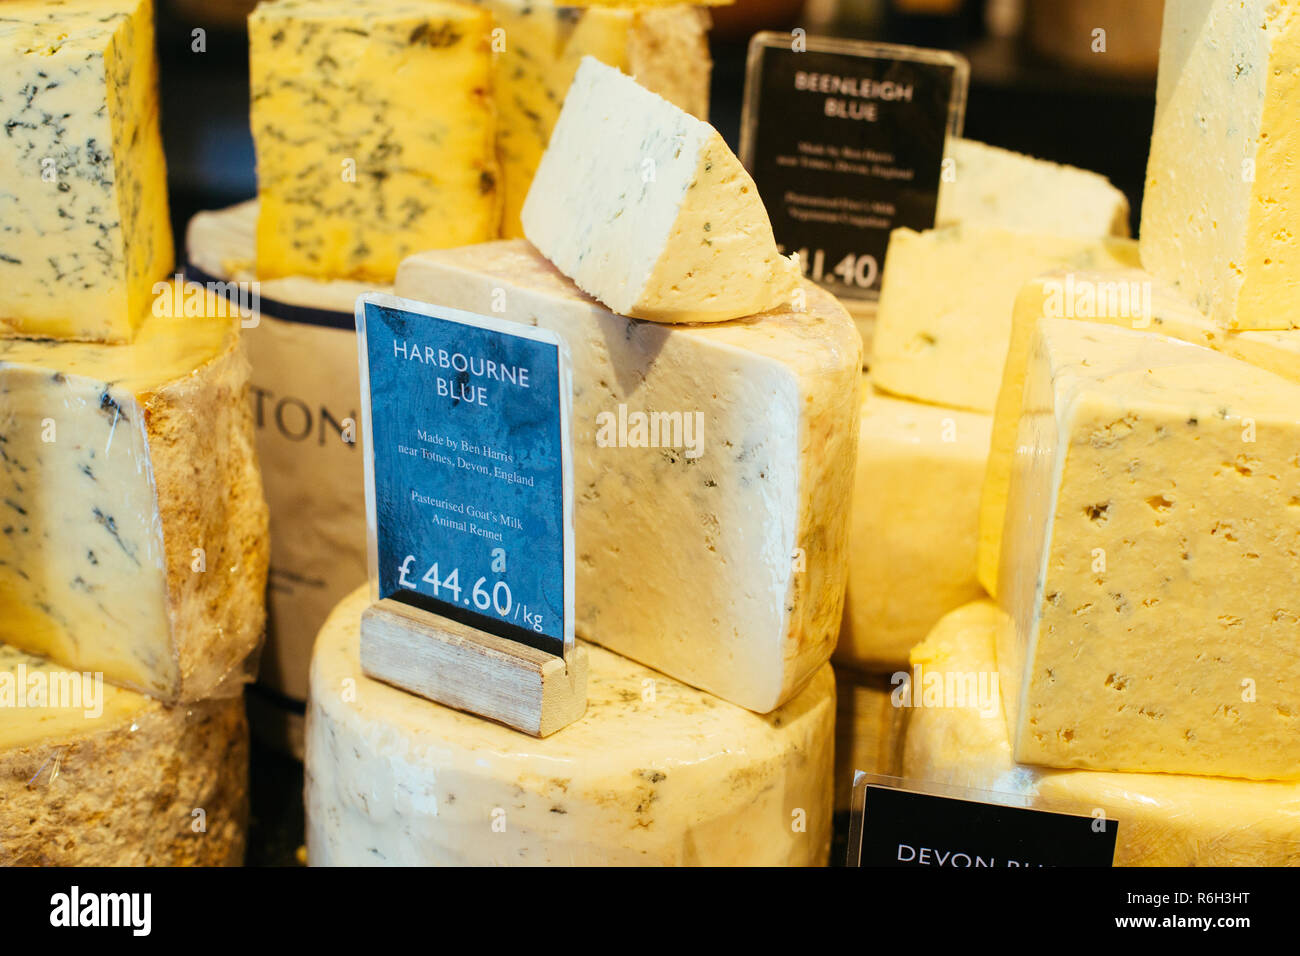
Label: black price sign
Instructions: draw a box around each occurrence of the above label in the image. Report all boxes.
[740,33,969,300]
[847,778,1118,868]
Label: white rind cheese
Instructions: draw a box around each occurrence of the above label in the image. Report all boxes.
[838,383,990,669]
[999,320,1300,779]
[0,645,248,866]
[0,0,172,342]
[306,587,835,866]
[522,57,799,323]
[0,287,269,702]
[397,240,860,713]
[903,602,1300,867]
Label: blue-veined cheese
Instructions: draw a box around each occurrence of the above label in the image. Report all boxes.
[396,239,859,713]
[0,0,172,342]
[998,319,1300,779]
[306,587,834,866]
[521,57,799,323]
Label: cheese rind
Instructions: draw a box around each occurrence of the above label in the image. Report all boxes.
[0,0,172,342]
[838,384,990,669]
[0,646,248,866]
[936,138,1131,238]
[0,287,269,702]
[870,225,1140,413]
[903,601,1300,867]
[306,587,834,866]
[248,0,500,282]
[397,240,860,713]
[978,268,1300,595]
[522,57,798,323]
[999,320,1300,779]
[1140,0,1300,330]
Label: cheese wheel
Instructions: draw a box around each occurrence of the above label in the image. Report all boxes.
[306,587,835,866]
[0,646,248,866]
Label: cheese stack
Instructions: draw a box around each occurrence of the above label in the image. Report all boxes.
[0,1,269,866]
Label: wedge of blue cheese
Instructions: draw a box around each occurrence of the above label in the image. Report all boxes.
[522,57,799,323]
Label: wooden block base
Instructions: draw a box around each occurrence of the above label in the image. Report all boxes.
[359,599,588,737]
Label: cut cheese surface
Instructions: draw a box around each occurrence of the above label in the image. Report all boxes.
[870,225,1139,413]
[999,319,1300,779]
[936,138,1131,238]
[306,587,835,866]
[472,0,711,238]
[1140,0,1300,330]
[249,0,500,282]
[396,240,860,713]
[522,57,799,323]
[0,645,248,866]
[838,383,990,669]
[0,284,269,701]
[978,267,1300,596]
[0,0,172,342]
[903,601,1300,867]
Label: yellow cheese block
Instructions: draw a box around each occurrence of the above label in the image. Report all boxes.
[978,268,1300,595]
[838,382,990,669]
[0,0,172,342]
[1140,0,1300,330]
[999,319,1300,779]
[477,0,711,237]
[306,587,834,866]
[0,645,248,865]
[870,225,1139,413]
[249,0,500,281]
[903,601,1300,866]
[0,283,269,701]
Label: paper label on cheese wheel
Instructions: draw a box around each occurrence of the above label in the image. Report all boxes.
[357,294,575,660]
[847,774,1118,867]
[740,32,969,301]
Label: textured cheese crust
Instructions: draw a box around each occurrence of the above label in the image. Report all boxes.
[0,0,172,342]
[871,225,1140,413]
[978,267,1300,596]
[470,1,712,238]
[936,138,1131,238]
[522,57,799,323]
[1141,0,1300,330]
[838,384,990,669]
[0,646,248,866]
[0,288,269,702]
[397,240,859,713]
[249,0,500,282]
[999,320,1300,779]
[306,587,834,866]
[903,602,1300,867]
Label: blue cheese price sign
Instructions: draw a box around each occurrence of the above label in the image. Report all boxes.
[740,33,968,301]
[356,293,574,660]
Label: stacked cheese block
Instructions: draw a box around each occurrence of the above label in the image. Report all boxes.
[190,0,715,752]
[903,0,1300,864]
[306,58,859,866]
[0,0,268,865]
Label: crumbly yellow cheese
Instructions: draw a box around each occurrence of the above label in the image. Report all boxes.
[998,319,1300,779]
[903,601,1300,866]
[978,267,1300,595]
[0,0,172,342]
[870,225,1140,412]
[838,383,990,669]
[249,0,500,281]
[0,645,248,865]
[0,283,269,701]
[306,587,834,866]
[1140,0,1300,330]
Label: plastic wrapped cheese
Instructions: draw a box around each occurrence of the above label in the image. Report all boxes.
[306,587,835,866]
[902,602,1300,866]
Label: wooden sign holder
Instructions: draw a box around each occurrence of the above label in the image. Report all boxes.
[360,598,588,738]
